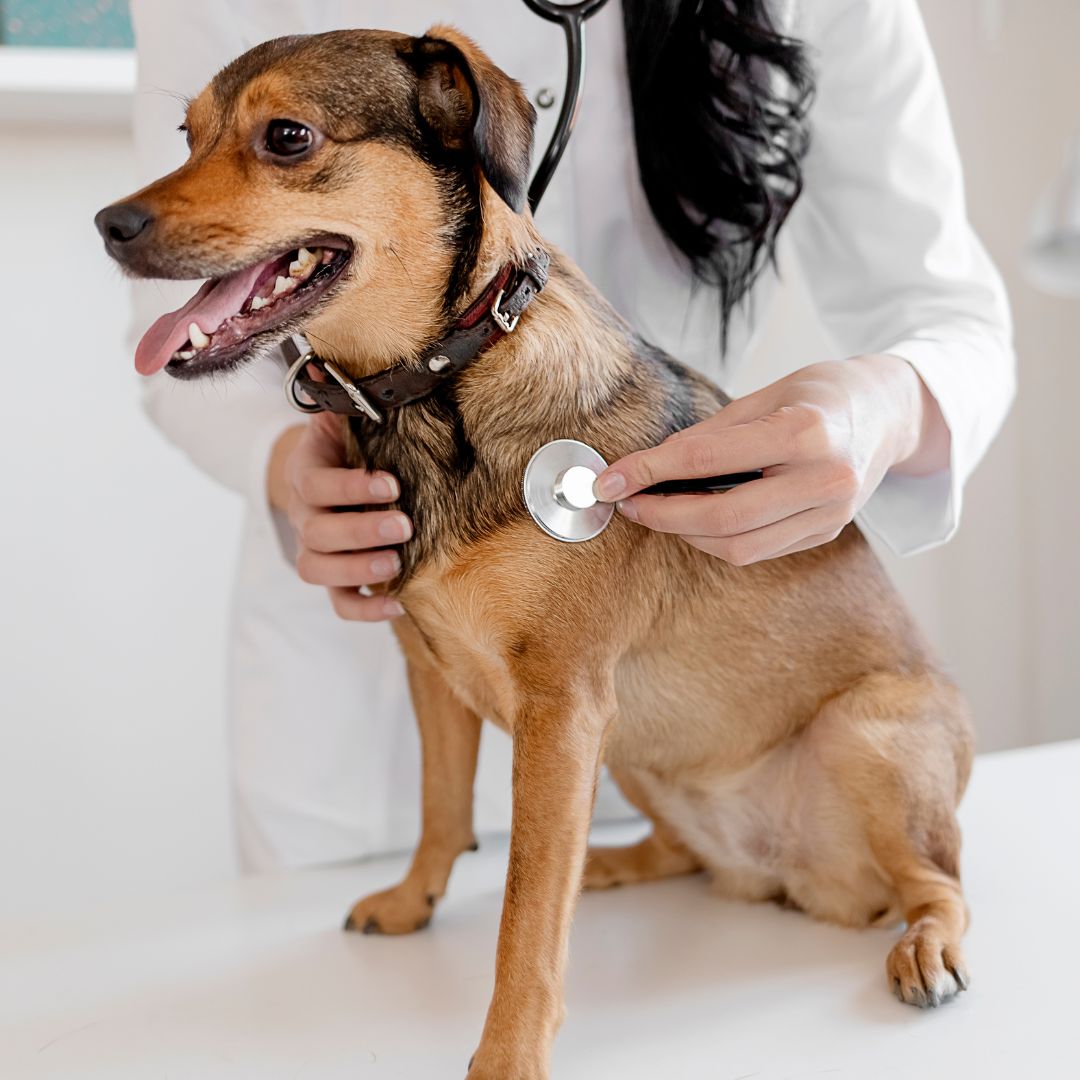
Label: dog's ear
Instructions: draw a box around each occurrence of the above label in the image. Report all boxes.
[410,26,536,213]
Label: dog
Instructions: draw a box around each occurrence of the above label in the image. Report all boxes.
[96,26,974,1078]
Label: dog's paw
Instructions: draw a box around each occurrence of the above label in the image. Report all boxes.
[886,923,970,1008]
[343,884,437,936]
[582,845,635,890]
[583,837,700,891]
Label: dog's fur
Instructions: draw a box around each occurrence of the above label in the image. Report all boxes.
[100,28,974,1078]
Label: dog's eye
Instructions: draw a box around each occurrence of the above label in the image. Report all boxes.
[265,120,314,158]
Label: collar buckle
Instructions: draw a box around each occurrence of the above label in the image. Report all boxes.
[283,340,323,414]
[323,359,384,424]
[490,288,521,334]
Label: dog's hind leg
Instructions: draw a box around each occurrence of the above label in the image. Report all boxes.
[803,670,974,1008]
[880,841,971,1007]
[583,765,702,890]
[344,651,481,936]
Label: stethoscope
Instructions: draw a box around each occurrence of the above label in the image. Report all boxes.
[522,0,611,213]
[520,0,761,542]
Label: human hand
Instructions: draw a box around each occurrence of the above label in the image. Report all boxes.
[594,356,947,565]
[270,413,412,620]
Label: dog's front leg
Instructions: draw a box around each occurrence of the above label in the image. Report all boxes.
[468,689,612,1080]
[345,650,481,935]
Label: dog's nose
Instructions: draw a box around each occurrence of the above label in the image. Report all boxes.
[94,202,154,247]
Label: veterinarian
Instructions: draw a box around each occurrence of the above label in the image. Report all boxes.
[128,0,1014,871]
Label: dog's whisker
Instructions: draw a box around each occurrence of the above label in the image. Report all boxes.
[386,243,414,287]
[140,86,192,110]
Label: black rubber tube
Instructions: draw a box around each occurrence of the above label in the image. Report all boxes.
[522,0,611,213]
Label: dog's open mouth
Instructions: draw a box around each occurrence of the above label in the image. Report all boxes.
[135,241,352,378]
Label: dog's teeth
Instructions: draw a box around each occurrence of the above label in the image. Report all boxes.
[250,295,270,311]
[176,349,196,360]
[290,246,318,279]
[188,322,210,349]
[273,275,294,296]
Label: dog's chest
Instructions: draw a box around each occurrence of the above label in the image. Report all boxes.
[397,520,585,731]
[399,567,520,732]
[403,612,516,733]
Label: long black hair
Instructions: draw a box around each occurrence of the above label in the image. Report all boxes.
[621,0,814,340]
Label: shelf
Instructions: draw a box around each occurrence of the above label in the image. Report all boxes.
[0,46,135,129]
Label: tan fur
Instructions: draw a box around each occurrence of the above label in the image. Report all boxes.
[102,26,976,1077]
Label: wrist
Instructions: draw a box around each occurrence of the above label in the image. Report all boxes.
[874,354,951,476]
[851,354,927,471]
[267,424,305,511]
[883,354,924,468]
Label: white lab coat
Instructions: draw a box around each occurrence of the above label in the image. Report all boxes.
[128,0,1015,870]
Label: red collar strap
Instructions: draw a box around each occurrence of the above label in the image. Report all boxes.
[282,248,550,422]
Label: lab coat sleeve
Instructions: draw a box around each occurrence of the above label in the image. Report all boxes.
[790,0,1016,555]
[134,309,300,564]
[128,0,301,564]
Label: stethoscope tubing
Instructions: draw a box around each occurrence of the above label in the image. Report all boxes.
[523,0,763,505]
[523,0,613,213]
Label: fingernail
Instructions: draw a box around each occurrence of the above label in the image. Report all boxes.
[378,514,411,542]
[595,471,626,501]
[384,599,406,618]
[371,552,401,578]
[369,474,399,500]
[617,499,638,522]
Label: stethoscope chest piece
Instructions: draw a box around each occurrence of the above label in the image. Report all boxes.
[523,439,614,543]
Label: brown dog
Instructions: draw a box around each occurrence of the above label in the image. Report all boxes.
[96,26,974,1078]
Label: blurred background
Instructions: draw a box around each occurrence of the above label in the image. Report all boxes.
[1,0,1077,918]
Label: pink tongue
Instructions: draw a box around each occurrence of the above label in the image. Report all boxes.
[134,260,269,375]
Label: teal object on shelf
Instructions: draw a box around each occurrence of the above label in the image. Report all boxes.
[1,0,133,48]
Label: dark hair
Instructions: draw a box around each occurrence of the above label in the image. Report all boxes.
[621,0,814,342]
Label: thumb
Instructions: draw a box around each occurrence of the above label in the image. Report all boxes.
[302,411,347,466]
[596,431,731,501]
[312,410,342,442]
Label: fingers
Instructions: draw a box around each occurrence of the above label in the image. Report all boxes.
[617,472,817,537]
[282,415,411,624]
[293,465,400,511]
[679,506,842,566]
[596,422,793,501]
[296,547,402,589]
[328,587,406,623]
[299,509,413,554]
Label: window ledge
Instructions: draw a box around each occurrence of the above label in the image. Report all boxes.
[0,47,135,129]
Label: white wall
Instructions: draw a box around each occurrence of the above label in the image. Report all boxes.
[0,129,239,915]
[1,0,1078,915]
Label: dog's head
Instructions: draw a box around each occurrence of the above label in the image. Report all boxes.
[95,27,537,379]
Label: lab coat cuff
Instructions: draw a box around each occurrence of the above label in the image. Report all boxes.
[245,414,302,571]
[857,467,958,557]
[855,341,965,557]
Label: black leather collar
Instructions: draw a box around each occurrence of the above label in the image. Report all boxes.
[281,248,550,422]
